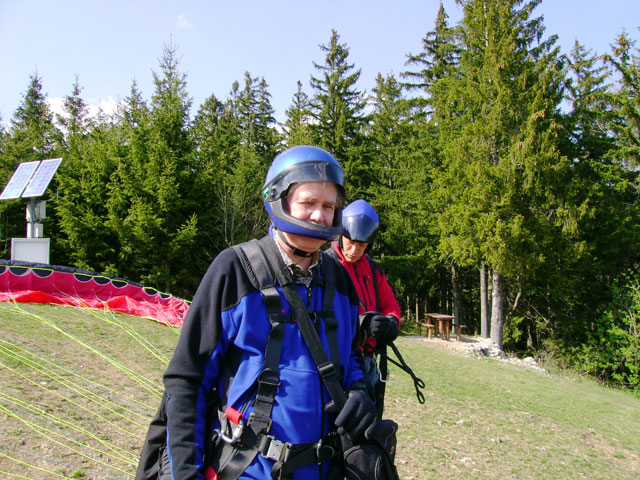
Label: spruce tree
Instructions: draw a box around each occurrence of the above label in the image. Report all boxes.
[5,73,60,161]
[604,32,640,168]
[283,80,314,147]
[565,42,617,163]
[191,93,239,256]
[139,42,197,294]
[193,73,278,252]
[0,73,61,258]
[430,0,567,348]
[54,80,148,277]
[368,72,429,255]
[366,72,440,308]
[56,119,120,273]
[402,2,460,115]
[225,72,277,244]
[56,77,91,142]
[553,40,640,349]
[97,44,200,295]
[49,77,92,266]
[401,3,463,319]
[309,29,368,197]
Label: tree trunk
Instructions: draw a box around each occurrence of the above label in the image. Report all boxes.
[406,295,410,320]
[439,268,448,313]
[480,261,489,338]
[490,270,505,349]
[451,263,464,326]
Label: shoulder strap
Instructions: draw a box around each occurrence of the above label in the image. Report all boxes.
[260,239,348,411]
[211,239,291,480]
[367,254,387,416]
[234,238,292,325]
[232,238,290,434]
[324,244,339,262]
[320,251,343,380]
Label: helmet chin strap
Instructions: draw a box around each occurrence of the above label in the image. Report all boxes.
[277,229,318,258]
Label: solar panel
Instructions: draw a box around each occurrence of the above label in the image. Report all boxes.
[21,158,62,198]
[0,161,40,200]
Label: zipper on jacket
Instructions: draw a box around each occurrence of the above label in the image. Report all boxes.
[353,263,373,310]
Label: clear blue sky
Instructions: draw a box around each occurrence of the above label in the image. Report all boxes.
[1,0,639,128]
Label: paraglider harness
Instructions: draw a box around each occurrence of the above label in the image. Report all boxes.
[136,236,400,480]
[352,256,426,416]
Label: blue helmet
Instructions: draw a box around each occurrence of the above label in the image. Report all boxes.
[262,145,345,241]
[341,199,379,247]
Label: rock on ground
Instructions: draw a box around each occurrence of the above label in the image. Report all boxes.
[410,334,548,374]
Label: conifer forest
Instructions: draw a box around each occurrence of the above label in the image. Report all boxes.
[1,1,639,392]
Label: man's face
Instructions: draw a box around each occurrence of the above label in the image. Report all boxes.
[341,236,368,263]
[285,181,338,253]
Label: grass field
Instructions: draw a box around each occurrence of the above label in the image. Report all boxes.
[0,301,639,479]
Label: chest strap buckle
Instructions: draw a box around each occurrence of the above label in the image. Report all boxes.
[259,434,292,462]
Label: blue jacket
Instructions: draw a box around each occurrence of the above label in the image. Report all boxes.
[163,235,363,479]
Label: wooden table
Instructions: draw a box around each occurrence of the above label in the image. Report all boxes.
[425,313,455,341]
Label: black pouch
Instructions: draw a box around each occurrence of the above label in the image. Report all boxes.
[157,446,172,480]
[136,391,168,480]
[136,389,220,480]
[341,419,400,480]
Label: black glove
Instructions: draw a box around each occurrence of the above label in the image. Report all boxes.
[334,389,378,441]
[368,314,399,343]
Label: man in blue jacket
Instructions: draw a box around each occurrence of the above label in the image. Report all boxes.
[162,145,376,480]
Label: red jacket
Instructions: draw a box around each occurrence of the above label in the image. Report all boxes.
[330,241,402,330]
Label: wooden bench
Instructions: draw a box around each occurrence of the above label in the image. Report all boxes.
[452,323,466,341]
[417,320,435,339]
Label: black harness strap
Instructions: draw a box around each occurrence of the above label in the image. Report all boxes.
[319,251,342,381]
[386,343,426,404]
[367,257,389,417]
[235,241,290,435]
[210,239,291,480]
[367,258,425,407]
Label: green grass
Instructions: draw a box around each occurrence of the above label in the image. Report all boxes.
[386,337,640,479]
[0,302,639,479]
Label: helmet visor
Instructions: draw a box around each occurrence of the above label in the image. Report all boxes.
[263,161,345,202]
[343,214,379,244]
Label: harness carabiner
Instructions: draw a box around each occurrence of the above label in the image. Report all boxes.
[217,407,246,444]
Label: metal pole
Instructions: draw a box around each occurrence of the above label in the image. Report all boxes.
[26,198,36,238]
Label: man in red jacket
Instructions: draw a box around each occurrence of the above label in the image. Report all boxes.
[328,199,402,411]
